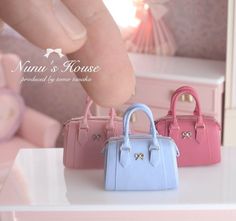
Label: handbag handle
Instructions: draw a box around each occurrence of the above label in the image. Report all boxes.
[78,98,117,145]
[168,86,199,116]
[171,87,202,117]
[169,87,205,143]
[123,103,154,134]
[85,96,93,117]
[81,99,116,130]
[120,103,160,167]
[123,103,158,137]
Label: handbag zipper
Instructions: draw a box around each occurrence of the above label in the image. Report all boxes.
[63,116,122,126]
[107,134,173,142]
[157,115,220,126]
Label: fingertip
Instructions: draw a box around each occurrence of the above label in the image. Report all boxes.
[45,32,87,54]
[0,0,87,54]
[52,0,88,53]
[82,69,136,108]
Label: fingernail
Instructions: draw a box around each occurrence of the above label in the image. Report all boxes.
[53,0,86,40]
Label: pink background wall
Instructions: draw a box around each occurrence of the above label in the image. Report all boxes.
[165,0,227,60]
[0,0,227,146]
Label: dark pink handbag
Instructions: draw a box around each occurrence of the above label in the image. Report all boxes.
[155,86,221,167]
[63,99,123,169]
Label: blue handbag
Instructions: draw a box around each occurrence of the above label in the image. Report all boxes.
[104,103,179,191]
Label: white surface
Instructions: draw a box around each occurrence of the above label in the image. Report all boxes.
[0,148,236,212]
[129,53,225,84]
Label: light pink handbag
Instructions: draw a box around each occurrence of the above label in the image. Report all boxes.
[63,99,123,169]
[155,86,221,167]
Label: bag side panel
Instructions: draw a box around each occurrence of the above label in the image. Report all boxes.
[63,121,78,168]
[105,140,119,190]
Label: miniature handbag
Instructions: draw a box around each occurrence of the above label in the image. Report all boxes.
[104,103,179,191]
[155,86,221,167]
[63,99,123,169]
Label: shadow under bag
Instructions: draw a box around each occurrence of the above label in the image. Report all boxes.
[104,103,179,191]
[155,86,221,167]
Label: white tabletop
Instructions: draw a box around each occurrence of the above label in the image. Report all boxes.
[0,147,235,212]
[129,53,225,84]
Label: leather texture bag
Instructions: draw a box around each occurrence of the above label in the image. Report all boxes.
[155,86,221,167]
[63,99,123,169]
[104,103,179,191]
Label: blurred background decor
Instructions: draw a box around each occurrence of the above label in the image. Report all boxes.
[104,0,177,55]
[104,0,227,59]
[126,0,177,55]
[0,52,61,189]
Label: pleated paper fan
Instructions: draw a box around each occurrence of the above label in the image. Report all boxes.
[125,0,177,55]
